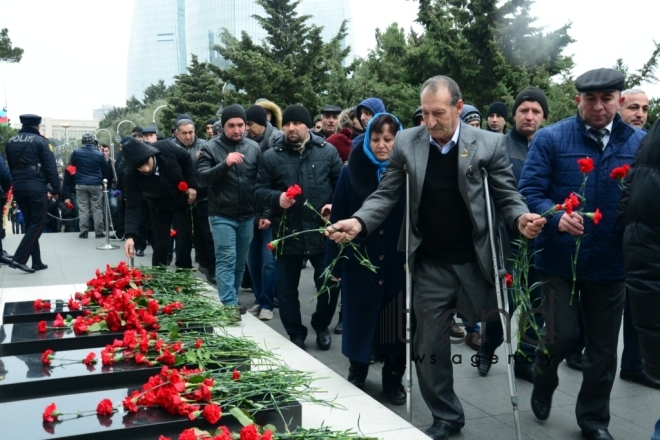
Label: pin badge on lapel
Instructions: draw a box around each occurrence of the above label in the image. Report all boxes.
[461,149,468,158]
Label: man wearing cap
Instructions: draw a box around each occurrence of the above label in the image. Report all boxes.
[478,86,549,382]
[5,114,61,273]
[70,133,108,239]
[131,126,143,141]
[142,125,158,144]
[486,101,508,134]
[254,104,343,350]
[619,89,650,129]
[519,68,646,440]
[197,104,261,315]
[317,105,342,138]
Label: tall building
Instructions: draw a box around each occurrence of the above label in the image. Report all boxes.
[93,104,114,120]
[125,0,187,100]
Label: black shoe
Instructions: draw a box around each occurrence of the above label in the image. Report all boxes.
[9,260,35,273]
[530,390,552,421]
[0,255,13,265]
[95,232,105,238]
[291,337,305,350]
[620,369,660,389]
[32,263,48,271]
[316,327,331,350]
[565,353,584,371]
[581,428,614,440]
[135,249,145,257]
[79,231,88,238]
[272,297,279,308]
[425,421,458,440]
[334,314,343,335]
[515,367,535,383]
[477,346,496,376]
[348,366,366,390]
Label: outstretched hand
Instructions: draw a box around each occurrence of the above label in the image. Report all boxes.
[324,218,363,243]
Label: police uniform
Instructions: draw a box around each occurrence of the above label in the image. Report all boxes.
[5,114,60,273]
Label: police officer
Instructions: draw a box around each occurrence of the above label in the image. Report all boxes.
[5,114,60,273]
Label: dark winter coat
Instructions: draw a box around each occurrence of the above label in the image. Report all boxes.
[123,138,197,240]
[70,144,107,186]
[5,127,60,193]
[0,154,12,199]
[254,132,343,256]
[172,136,207,200]
[519,113,645,281]
[62,165,77,199]
[196,134,260,221]
[327,142,406,364]
[248,123,282,222]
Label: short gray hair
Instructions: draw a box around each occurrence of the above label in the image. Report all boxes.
[176,119,195,130]
[622,88,646,97]
[420,76,462,106]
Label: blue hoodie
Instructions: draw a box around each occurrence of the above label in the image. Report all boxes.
[352,98,386,149]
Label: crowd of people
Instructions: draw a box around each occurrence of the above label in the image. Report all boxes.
[0,66,658,440]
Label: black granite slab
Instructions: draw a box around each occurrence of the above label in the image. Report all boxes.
[3,300,85,324]
[0,387,301,439]
[0,347,248,403]
[0,322,212,357]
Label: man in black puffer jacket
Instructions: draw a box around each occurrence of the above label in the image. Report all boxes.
[254,104,343,350]
[121,137,197,268]
[618,118,660,390]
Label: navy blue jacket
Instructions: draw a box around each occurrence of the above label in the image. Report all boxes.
[5,127,60,193]
[351,98,387,150]
[519,114,645,281]
[0,155,12,196]
[70,144,107,186]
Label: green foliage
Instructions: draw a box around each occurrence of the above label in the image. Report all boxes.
[160,55,223,138]
[647,98,660,129]
[0,125,19,156]
[0,28,23,63]
[614,41,660,90]
[143,80,170,105]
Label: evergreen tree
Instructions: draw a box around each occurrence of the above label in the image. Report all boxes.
[143,80,170,106]
[0,28,23,63]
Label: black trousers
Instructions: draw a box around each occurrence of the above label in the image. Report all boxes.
[134,198,151,251]
[533,274,624,432]
[195,200,215,270]
[149,205,193,268]
[276,252,339,340]
[12,190,47,266]
[173,202,213,269]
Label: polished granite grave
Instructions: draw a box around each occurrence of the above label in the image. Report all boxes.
[0,387,301,439]
[3,300,85,324]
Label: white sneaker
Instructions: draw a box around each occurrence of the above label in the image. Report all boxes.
[247,304,260,316]
[258,308,274,321]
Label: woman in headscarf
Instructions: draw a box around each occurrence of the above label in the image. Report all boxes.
[327,113,406,404]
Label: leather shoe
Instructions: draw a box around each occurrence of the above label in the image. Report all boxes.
[0,254,13,265]
[465,330,482,350]
[347,369,366,390]
[425,421,458,440]
[565,353,584,371]
[477,346,495,376]
[620,369,660,390]
[334,314,343,335]
[581,428,614,440]
[449,317,465,338]
[95,232,105,239]
[79,231,88,238]
[9,261,35,273]
[291,338,305,350]
[515,367,535,383]
[135,249,145,257]
[384,382,406,405]
[530,391,552,421]
[316,328,331,350]
[32,263,48,271]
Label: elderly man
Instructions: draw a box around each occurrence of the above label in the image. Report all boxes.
[327,76,544,440]
[519,68,646,440]
[317,104,342,138]
[70,133,107,239]
[619,88,650,129]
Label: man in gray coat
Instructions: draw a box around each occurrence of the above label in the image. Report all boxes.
[327,75,545,440]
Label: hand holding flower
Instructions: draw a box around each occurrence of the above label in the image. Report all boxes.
[557,212,584,236]
[517,213,546,239]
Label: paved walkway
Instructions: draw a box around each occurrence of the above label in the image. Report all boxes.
[1,232,658,439]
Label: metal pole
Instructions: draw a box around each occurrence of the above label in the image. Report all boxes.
[97,179,119,250]
[404,163,413,422]
[481,168,523,439]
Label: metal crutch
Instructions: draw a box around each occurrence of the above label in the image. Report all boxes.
[404,163,413,423]
[481,168,522,439]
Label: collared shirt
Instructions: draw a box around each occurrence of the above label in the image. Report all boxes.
[430,124,461,154]
[585,120,613,150]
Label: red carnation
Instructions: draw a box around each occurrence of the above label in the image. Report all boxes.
[34,299,51,309]
[96,398,115,416]
[178,429,198,440]
[42,349,54,365]
[610,164,630,180]
[83,352,97,365]
[262,430,274,440]
[563,197,574,215]
[240,425,260,440]
[266,242,275,251]
[195,339,203,349]
[170,229,177,237]
[569,192,580,208]
[68,297,81,311]
[586,208,603,225]
[232,369,241,380]
[38,320,48,333]
[177,181,188,192]
[577,157,595,174]
[42,403,60,423]
[53,313,65,327]
[504,273,513,288]
[284,183,302,199]
[105,310,123,332]
[202,403,222,424]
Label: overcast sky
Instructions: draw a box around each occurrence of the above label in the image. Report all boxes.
[1,0,659,122]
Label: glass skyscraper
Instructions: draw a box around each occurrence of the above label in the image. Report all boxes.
[125,0,187,100]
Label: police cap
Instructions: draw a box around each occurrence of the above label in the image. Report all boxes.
[320,105,342,115]
[574,68,625,93]
[19,114,42,126]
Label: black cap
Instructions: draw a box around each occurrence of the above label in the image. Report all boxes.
[487,102,508,120]
[245,105,268,127]
[513,86,549,119]
[221,104,247,127]
[575,68,625,93]
[320,105,342,114]
[20,114,41,126]
[177,114,193,122]
[206,117,219,126]
[121,137,159,169]
[132,126,143,134]
[142,125,157,134]
[282,105,313,128]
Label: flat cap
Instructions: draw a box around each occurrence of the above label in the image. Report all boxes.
[320,105,342,114]
[575,68,625,93]
[142,125,157,134]
[19,114,42,126]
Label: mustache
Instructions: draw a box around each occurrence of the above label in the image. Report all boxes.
[428,125,443,131]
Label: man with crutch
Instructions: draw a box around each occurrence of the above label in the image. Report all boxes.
[326,75,545,440]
